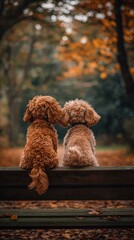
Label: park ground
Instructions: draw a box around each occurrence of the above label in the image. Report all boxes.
[0,146,134,239]
[0,145,134,166]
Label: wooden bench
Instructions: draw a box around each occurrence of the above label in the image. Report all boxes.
[0,166,134,229]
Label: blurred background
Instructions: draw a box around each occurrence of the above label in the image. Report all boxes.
[0,0,134,166]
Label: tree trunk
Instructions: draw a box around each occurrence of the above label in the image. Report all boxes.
[115,0,134,109]
[2,45,22,147]
[2,32,36,147]
[7,96,21,147]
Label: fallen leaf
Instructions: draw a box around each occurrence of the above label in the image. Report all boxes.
[102,216,121,221]
[61,233,71,239]
[10,215,18,221]
[88,208,103,216]
[75,216,84,220]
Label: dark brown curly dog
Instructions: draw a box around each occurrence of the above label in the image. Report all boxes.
[19,96,64,195]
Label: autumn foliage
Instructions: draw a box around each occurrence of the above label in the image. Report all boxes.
[0,0,134,148]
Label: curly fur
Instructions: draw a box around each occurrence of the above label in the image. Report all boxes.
[19,96,64,195]
[62,99,101,167]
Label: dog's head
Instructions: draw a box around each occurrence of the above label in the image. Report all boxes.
[23,95,64,125]
[63,99,101,126]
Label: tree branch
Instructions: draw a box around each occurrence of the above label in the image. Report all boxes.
[0,0,4,16]
[115,0,134,109]
[0,0,38,40]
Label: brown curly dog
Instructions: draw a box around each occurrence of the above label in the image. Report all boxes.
[19,96,64,195]
[62,99,101,167]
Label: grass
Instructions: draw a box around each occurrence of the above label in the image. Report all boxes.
[96,144,128,151]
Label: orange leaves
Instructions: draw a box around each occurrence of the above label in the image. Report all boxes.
[59,34,115,79]
[124,28,134,43]
[93,38,104,48]
[89,61,98,69]
[63,64,83,78]
[130,67,134,75]
[59,39,96,65]
[100,72,107,79]
[102,19,116,29]
[92,37,115,61]
[57,0,134,81]
[99,66,105,72]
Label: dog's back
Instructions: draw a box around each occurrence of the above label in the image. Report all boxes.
[62,125,99,167]
[21,119,58,169]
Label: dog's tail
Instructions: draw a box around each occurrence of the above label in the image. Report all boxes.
[67,146,82,166]
[28,166,49,195]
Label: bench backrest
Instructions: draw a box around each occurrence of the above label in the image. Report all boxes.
[0,167,134,200]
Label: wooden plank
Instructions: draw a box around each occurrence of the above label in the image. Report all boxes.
[0,167,134,200]
[0,186,134,200]
[0,167,134,186]
[1,217,134,229]
[0,208,134,217]
[0,208,134,229]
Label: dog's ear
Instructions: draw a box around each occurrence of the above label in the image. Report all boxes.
[47,107,56,124]
[23,104,33,123]
[85,108,101,126]
[47,103,65,126]
[23,96,39,122]
[61,109,70,127]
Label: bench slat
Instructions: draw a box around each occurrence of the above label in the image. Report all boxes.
[0,167,134,186]
[0,208,134,229]
[1,186,134,200]
[0,167,134,200]
[0,208,134,217]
